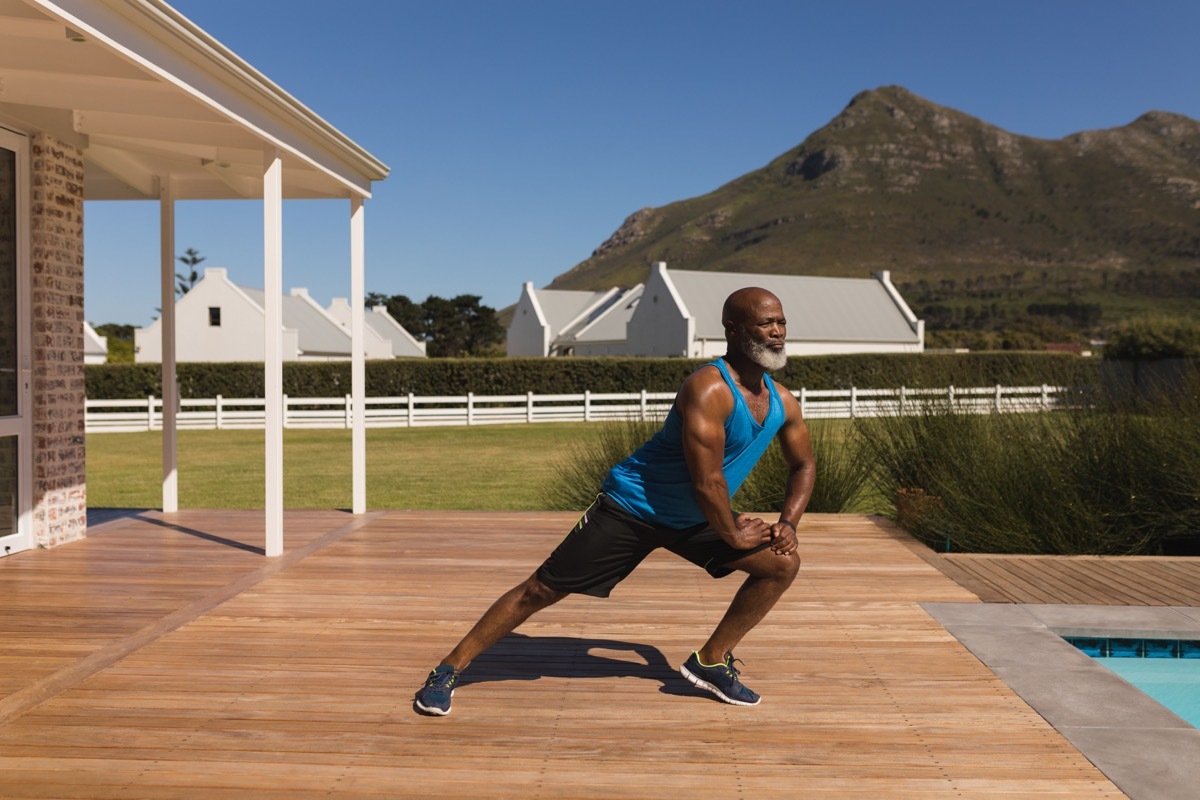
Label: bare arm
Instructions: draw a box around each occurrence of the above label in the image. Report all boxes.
[766,386,816,555]
[679,368,773,550]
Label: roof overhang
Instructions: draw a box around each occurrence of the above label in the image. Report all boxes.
[0,0,389,200]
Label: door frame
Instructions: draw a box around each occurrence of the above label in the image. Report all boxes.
[0,125,32,557]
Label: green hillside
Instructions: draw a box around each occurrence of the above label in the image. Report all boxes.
[548,86,1200,346]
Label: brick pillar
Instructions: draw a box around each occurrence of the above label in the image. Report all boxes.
[29,132,86,548]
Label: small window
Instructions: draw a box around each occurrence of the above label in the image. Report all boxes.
[208,307,221,327]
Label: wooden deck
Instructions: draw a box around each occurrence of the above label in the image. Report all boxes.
[932,552,1200,605]
[0,510,1132,798]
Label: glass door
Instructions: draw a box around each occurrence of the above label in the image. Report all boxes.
[0,127,30,556]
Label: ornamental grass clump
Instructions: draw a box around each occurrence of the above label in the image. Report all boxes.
[540,416,662,511]
[734,420,876,514]
[857,369,1200,555]
[541,416,874,515]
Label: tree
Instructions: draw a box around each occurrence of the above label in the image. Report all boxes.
[421,294,505,357]
[364,292,505,357]
[1105,316,1200,361]
[176,248,205,297]
[94,322,136,363]
[366,292,424,338]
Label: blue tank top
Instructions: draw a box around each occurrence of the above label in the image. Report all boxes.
[601,358,786,529]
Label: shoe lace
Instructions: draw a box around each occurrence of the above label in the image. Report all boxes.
[426,668,459,691]
[722,652,745,680]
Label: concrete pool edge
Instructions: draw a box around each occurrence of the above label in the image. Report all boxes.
[922,603,1200,800]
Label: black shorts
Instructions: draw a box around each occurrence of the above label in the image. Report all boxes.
[535,494,771,598]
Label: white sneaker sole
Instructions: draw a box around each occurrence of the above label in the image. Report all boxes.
[679,664,761,706]
[414,692,453,716]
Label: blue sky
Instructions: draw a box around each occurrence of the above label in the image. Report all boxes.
[84,0,1200,326]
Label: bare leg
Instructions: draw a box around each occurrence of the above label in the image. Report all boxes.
[697,549,799,665]
[441,573,568,671]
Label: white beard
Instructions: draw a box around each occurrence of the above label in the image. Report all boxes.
[742,338,788,371]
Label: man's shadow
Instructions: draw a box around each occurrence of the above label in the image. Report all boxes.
[461,633,711,700]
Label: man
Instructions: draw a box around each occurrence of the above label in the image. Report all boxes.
[415,287,815,715]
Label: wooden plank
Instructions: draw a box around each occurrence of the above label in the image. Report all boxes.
[929,549,1200,607]
[0,511,1127,797]
[1020,559,1143,605]
[946,557,1060,603]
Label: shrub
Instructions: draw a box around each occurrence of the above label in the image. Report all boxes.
[540,417,661,511]
[733,420,877,514]
[539,416,876,516]
[855,373,1200,555]
[1104,315,1200,360]
[86,352,1099,400]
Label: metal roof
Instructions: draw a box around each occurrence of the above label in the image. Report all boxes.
[240,287,350,356]
[668,269,920,343]
[366,307,425,358]
[535,289,614,337]
[0,0,388,200]
[569,285,644,343]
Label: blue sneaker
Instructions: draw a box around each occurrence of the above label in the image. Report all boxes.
[680,651,761,706]
[414,665,460,716]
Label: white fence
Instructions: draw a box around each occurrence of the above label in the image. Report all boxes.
[84,385,1072,433]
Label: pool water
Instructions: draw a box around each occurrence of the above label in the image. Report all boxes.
[1065,636,1200,729]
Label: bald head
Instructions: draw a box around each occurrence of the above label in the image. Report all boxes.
[722,287,783,330]
[723,287,788,372]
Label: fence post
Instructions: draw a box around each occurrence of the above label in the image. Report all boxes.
[282,394,289,429]
[899,386,906,415]
[216,394,224,429]
[407,393,415,427]
[148,395,155,431]
[527,391,534,423]
[850,386,858,418]
[799,387,806,415]
[948,385,955,408]
[584,390,592,422]
[345,394,353,429]
[1042,384,1051,410]
[640,389,648,421]
[467,392,475,426]
[995,384,1002,413]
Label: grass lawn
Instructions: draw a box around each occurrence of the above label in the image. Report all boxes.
[86,423,588,510]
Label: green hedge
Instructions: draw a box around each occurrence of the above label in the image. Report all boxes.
[1104,316,1200,361]
[85,352,1099,400]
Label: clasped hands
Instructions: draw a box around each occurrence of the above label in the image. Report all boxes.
[730,513,797,556]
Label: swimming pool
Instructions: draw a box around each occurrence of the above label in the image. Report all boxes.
[1065,636,1200,729]
[924,602,1200,800]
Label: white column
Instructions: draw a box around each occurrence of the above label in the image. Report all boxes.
[263,150,284,557]
[159,177,178,513]
[350,197,367,515]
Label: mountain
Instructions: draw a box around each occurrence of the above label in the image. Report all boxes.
[547,86,1200,314]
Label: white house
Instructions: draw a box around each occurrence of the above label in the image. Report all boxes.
[83,321,107,364]
[326,298,427,358]
[506,282,645,357]
[626,263,924,357]
[135,268,413,362]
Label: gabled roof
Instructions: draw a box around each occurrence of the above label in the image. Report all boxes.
[666,268,920,343]
[239,286,350,356]
[326,298,427,358]
[535,288,618,338]
[82,320,107,357]
[0,0,388,199]
[367,307,425,357]
[567,284,644,344]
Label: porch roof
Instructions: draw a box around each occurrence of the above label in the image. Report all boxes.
[0,0,389,199]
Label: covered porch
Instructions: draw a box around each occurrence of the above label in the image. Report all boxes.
[0,0,389,558]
